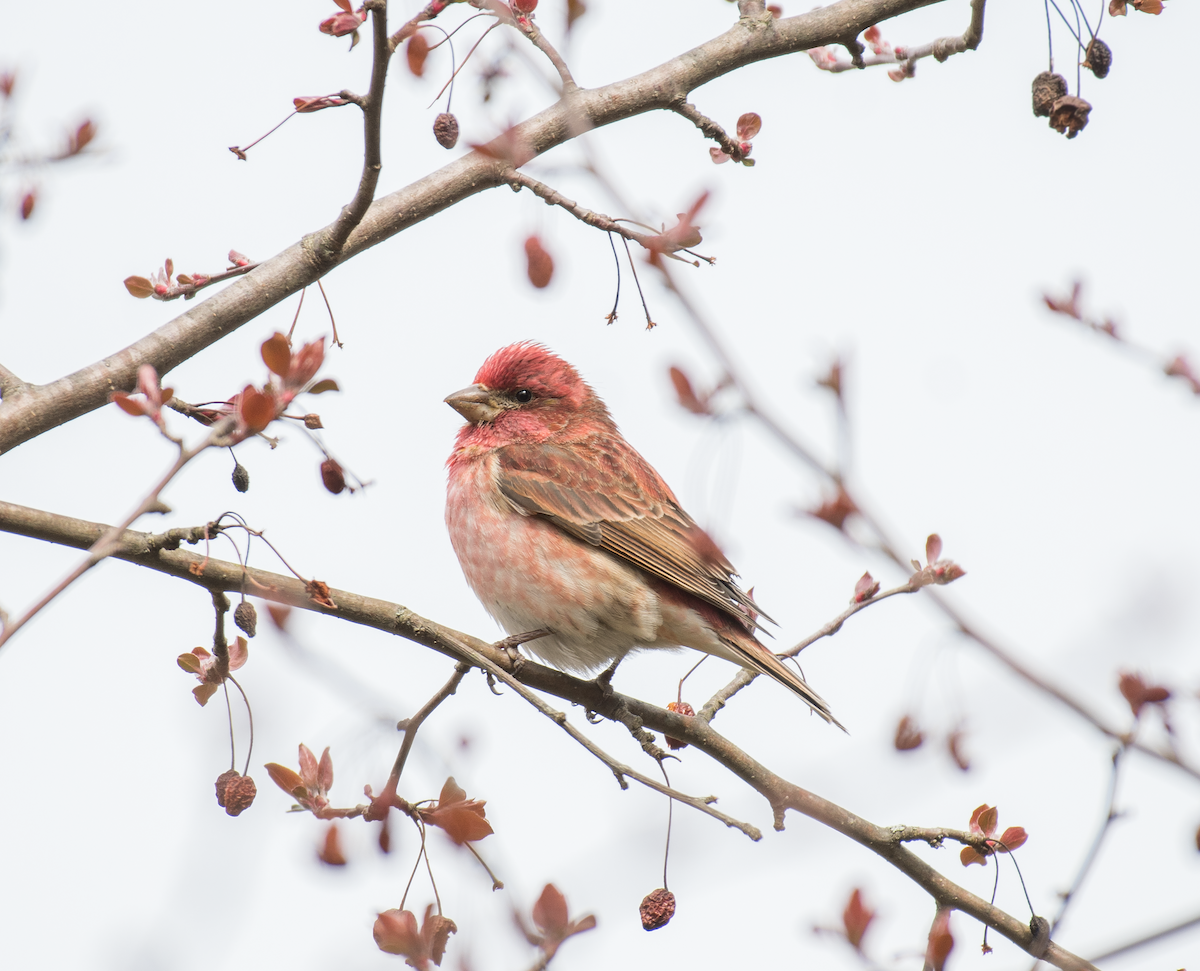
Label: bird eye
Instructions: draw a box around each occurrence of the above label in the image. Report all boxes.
[514,389,533,403]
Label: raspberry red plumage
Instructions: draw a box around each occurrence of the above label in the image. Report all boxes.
[444,342,837,725]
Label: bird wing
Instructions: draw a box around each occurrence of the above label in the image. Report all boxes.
[495,439,772,629]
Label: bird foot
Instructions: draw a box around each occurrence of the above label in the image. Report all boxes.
[491,629,551,671]
[592,657,622,702]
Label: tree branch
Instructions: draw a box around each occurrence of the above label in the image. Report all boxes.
[322,0,391,260]
[0,0,948,455]
[670,101,748,163]
[0,499,1102,969]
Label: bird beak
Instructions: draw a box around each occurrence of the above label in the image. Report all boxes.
[445,384,503,424]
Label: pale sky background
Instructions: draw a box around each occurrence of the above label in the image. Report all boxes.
[1,1,1198,969]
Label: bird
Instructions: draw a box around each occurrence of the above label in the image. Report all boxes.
[443,341,837,725]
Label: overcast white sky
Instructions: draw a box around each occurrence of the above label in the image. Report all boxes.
[2,1,1198,969]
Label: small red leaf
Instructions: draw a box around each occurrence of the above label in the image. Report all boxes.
[925,533,943,563]
[261,332,292,378]
[124,275,154,298]
[894,714,923,751]
[19,190,36,220]
[318,823,347,865]
[524,235,554,289]
[842,888,874,950]
[407,33,429,76]
[735,112,762,140]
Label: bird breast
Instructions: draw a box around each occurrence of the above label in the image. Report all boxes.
[445,451,665,673]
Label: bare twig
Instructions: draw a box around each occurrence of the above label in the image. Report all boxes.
[323,0,391,261]
[507,170,655,248]
[385,663,472,796]
[388,0,460,52]
[812,0,985,75]
[509,6,577,93]
[699,580,919,722]
[670,101,747,162]
[1045,746,1125,937]
[0,422,230,651]
[1087,911,1200,963]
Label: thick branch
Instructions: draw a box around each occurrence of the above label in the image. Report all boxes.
[0,0,946,455]
[0,499,1099,969]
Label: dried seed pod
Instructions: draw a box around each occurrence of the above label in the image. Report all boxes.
[232,462,250,493]
[639,888,676,931]
[1084,38,1112,79]
[321,458,346,494]
[215,768,240,808]
[223,774,257,816]
[303,413,323,429]
[433,112,459,150]
[1032,71,1068,117]
[1049,95,1092,139]
[234,600,258,638]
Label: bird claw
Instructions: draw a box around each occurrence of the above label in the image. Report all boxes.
[491,628,551,672]
[591,658,622,703]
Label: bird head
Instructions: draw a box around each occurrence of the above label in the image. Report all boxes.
[445,342,607,442]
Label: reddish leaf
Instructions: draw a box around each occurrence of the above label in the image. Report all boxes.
[842,888,874,950]
[807,489,858,531]
[319,823,347,865]
[374,905,456,966]
[419,777,493,844]
[298,743,320,791]
[308,378,340,394]
[566,0,587,29]
[524,235,554,288]
[998,826,1028,852]
[124,275,154,298]
[19,190,35,220]
[894,714,924,751]
[709,146,731,164]
[265,762,306,798]
[735,112,762,140]
[238,386,277,433]
[261,332,292,378]
[925,533,943,564]
[1119,671,1171,716]
[111,392,148,417]
[976,805,998,837]
[925,909,954,971]
[193,682,219,706]
[1132,0,1163,11]
[294,94,351,113]
[228,249,251,267]
[267,604,292,630]
[532,884,569,939]
[318,745,334,792]
[1109,0,1127,12]
[960,844,987,867]
[853,571,879,603]
[407,33,430,76]
[947,729,971,771]
[0,72,14,98]
[68,119,96,155]
[669,366,709,415]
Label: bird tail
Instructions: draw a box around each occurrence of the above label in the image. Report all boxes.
[720,632,846,732]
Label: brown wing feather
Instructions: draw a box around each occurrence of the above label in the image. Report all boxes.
[496,440,773,629]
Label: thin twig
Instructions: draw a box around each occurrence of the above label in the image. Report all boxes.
[385,663,472,796]
[448,638,763,840]
[323,0,391,261]
[699,580,919,722]
[670,101,746,162]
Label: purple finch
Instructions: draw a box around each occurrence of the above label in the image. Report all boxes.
[444,343,836,725]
